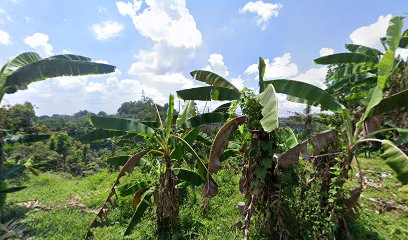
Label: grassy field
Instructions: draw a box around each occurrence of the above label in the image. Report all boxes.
[4,157,408,239]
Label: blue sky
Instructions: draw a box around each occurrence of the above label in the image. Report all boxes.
[0,0,407,116]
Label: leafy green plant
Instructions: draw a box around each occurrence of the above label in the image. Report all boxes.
[80,94,226,238]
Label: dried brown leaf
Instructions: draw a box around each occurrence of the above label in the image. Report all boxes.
[208,116,247,174]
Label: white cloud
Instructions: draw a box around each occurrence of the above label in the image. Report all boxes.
[349,14,392,49]
[231,76,245,90]
[0,8,12,23]
[116,0,142,16]
[92,21,124,40]
[245,53,298,79]
[24,33,53,56]
[116,0,203,104]
[0,29,11,45]
[116,0,202,48]
[396,48,408,60]
[202,53,229,78]
[239,1,282,31]
[319,47,334,57]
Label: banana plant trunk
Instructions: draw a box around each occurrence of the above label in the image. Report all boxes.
[155,156,179,232]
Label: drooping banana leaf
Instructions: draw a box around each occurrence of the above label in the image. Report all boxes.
[190,70,238,91]
[326,72,376,94]
[174,168,205,186]
[264,79,345,112]
[208,116,247,174]
[176,86,241,101]
[124,187,154,235]
[78,129,127,143]
[183,112,228,128]
[0,52,42,81]
[3,56,115,94]
[118,181,152,197]
[370,89,408,116]
[90,116,155,135]
[256,84,278,132]
[345,44,383,58]
[176,100,196,128]
[354,139,408,185]
[281,128,298,149]
[326,62,376,80]
[314,53,378,65]
[399,29,408,48]
[212,102,231,113]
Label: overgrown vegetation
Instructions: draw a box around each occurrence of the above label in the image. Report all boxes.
[1,15,408,240]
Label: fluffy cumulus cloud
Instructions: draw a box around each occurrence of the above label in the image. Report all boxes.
[116,0,201,48]
[239,1,282,31]
[202,53,229,78]
[349,14,407,60]
[24,33,53,56]
[349,14,392,49]
[319,47,335,57]
[115,0,203,102]
[245,53,298,79]
[0,29,11,45]
[92,21,124,40]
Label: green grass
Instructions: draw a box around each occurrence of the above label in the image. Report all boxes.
[4,157,408,239]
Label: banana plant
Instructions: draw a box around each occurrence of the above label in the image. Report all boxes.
[262,16,408,185]
[81,94,223,239]
[0,52,116,171]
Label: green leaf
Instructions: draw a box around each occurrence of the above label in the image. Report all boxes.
[345,44,383,58]
[170,127,200,160]
[208,116,247,174]
[124,188,153,235]
[183,112,228,128]
[212,102,231,113]
[370,89,408,116]
[176,86,241,101]
[363,86,383,120]
[190,70,238,90]
[355,139,408,185]
[90,116,155,135]
[265,79,344,112]
[256,84,278,132]
[174,168,205,186]
[258,57,266,93]
[0,52,42,82]
[3,57,115,94]
[384,16,404,51]
[176,100,196,128]
[78,129,127,143]
[165,94,174,141]
[118,181,151,197]
[282,128,298,149]
[314,53,378,65]
[377,50,396,90]
[399,29,408,48]
[326,72,376,94]
[327,62,376,80]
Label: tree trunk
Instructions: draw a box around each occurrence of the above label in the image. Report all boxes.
[154,157,179,232]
